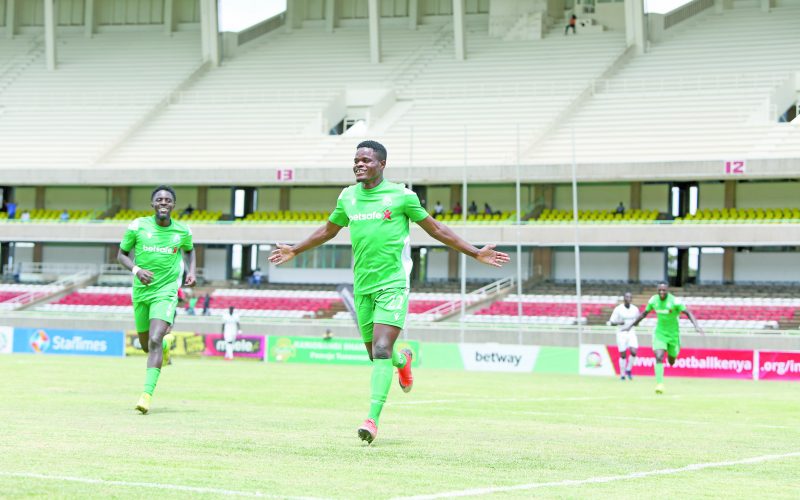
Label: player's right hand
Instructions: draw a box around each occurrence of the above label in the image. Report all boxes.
[136,268,154,285]
[269,243,296,266]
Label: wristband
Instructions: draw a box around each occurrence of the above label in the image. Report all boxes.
[132,266,141,276]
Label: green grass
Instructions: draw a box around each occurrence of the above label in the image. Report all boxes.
[1,355,799,499]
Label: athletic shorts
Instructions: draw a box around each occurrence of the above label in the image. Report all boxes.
[223,332,237,343]
[616,331,639,351]
[354,288,409,343]
[652,334,680,359]
[133,295,179,333]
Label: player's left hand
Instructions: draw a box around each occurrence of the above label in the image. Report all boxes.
[184,273,196,287]
[476,244,511,268]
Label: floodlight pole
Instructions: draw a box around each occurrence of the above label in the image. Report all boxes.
[571,127,584,349]
[460,126,468,344]
[516,125,523,345]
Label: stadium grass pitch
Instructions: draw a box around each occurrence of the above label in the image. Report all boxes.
[1,355,799,499]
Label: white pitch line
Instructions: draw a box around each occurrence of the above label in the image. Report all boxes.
[391,451,800,500]
[388,395,620,407]
[0,472,327,500]
[516,410,793,430]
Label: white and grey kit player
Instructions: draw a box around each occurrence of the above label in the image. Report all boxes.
[221,306,241,360]
[609,292,640,380]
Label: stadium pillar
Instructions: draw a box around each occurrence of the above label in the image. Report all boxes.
[279,187,290,211]
[0,243,9,273]
[84,0,94,38]
[628,247,640,282]
[200,0,220,67]
[325,0,336,33]
[630,181,641,210]
[723,248,734,284]
[6,0,15,39]
[531,247,552,282]
[408,0,419,30]
[197,186,208,210]
[724,180,736,209]
[164,0,174,35]
[368,0,381,64]
[447,250,459,280]
[453,0,465,60]
[624,0,645,55]
[760,0,771,13]
[35,187,45,210]
[33,243,42,264]
[44,0,56,70]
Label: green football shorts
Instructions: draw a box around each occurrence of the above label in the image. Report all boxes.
[354,288,409,343]
[133,295,179,332]
[652,334,681,359]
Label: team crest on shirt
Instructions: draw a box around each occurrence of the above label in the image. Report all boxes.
[383,195,392,206]
[172,234,181,243]
[146,231,153,239]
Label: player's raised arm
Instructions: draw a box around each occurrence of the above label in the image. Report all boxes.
[269,221,344,266]
[415,216,510,268]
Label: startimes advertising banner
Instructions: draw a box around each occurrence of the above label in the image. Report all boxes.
[13,328,124,357]
[267,336,420,366]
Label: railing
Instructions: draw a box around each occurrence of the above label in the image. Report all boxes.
[648,0,714,42]
[0,268,95,311]
[420,276,515,319]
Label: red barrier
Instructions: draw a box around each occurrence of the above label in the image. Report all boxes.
[608,346,754,380]
[758,351,800,381]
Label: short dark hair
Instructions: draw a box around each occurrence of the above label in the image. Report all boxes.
[356,140,387,161]
[151,185,176,202]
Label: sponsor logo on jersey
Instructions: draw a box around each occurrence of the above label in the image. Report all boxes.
[350,211,390,221]
[143,245,178,254]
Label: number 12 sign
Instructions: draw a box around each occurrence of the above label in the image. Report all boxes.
[724,160,746,175]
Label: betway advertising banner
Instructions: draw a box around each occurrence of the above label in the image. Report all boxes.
[459,343,539,372]
[267,336,420,366]
[606,346,755,379]
[758,351,800,381]
[204,334,266,359]
[13,328,124,357]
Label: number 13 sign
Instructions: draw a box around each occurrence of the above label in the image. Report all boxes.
[276,168,294,181]
[724,160,746,175]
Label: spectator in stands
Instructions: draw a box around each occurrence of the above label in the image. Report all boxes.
[452,202,462,215]
[484,202,496,216]
[250,268,263,288]
[433,201,444,218]
[0,200,6,214]
[468,200,478,215]
[323,328,333,342]
[181,204,195,217]
[60,209,70,222]
[221,306,240,361]
[5,201,16,220]
[202,293,211,315]
[20,210,30,222]
[269,140,510,445]
[616,202,625,215]
[565,14,577,35]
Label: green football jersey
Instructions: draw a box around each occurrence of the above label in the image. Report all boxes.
[328,180,429,295]
[645,293,686,340]
[120,216,193,301]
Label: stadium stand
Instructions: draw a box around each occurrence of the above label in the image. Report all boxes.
[108,209,222,223]
[0,31,201,167]
[97,17,626,169]
[530,3,800,163]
